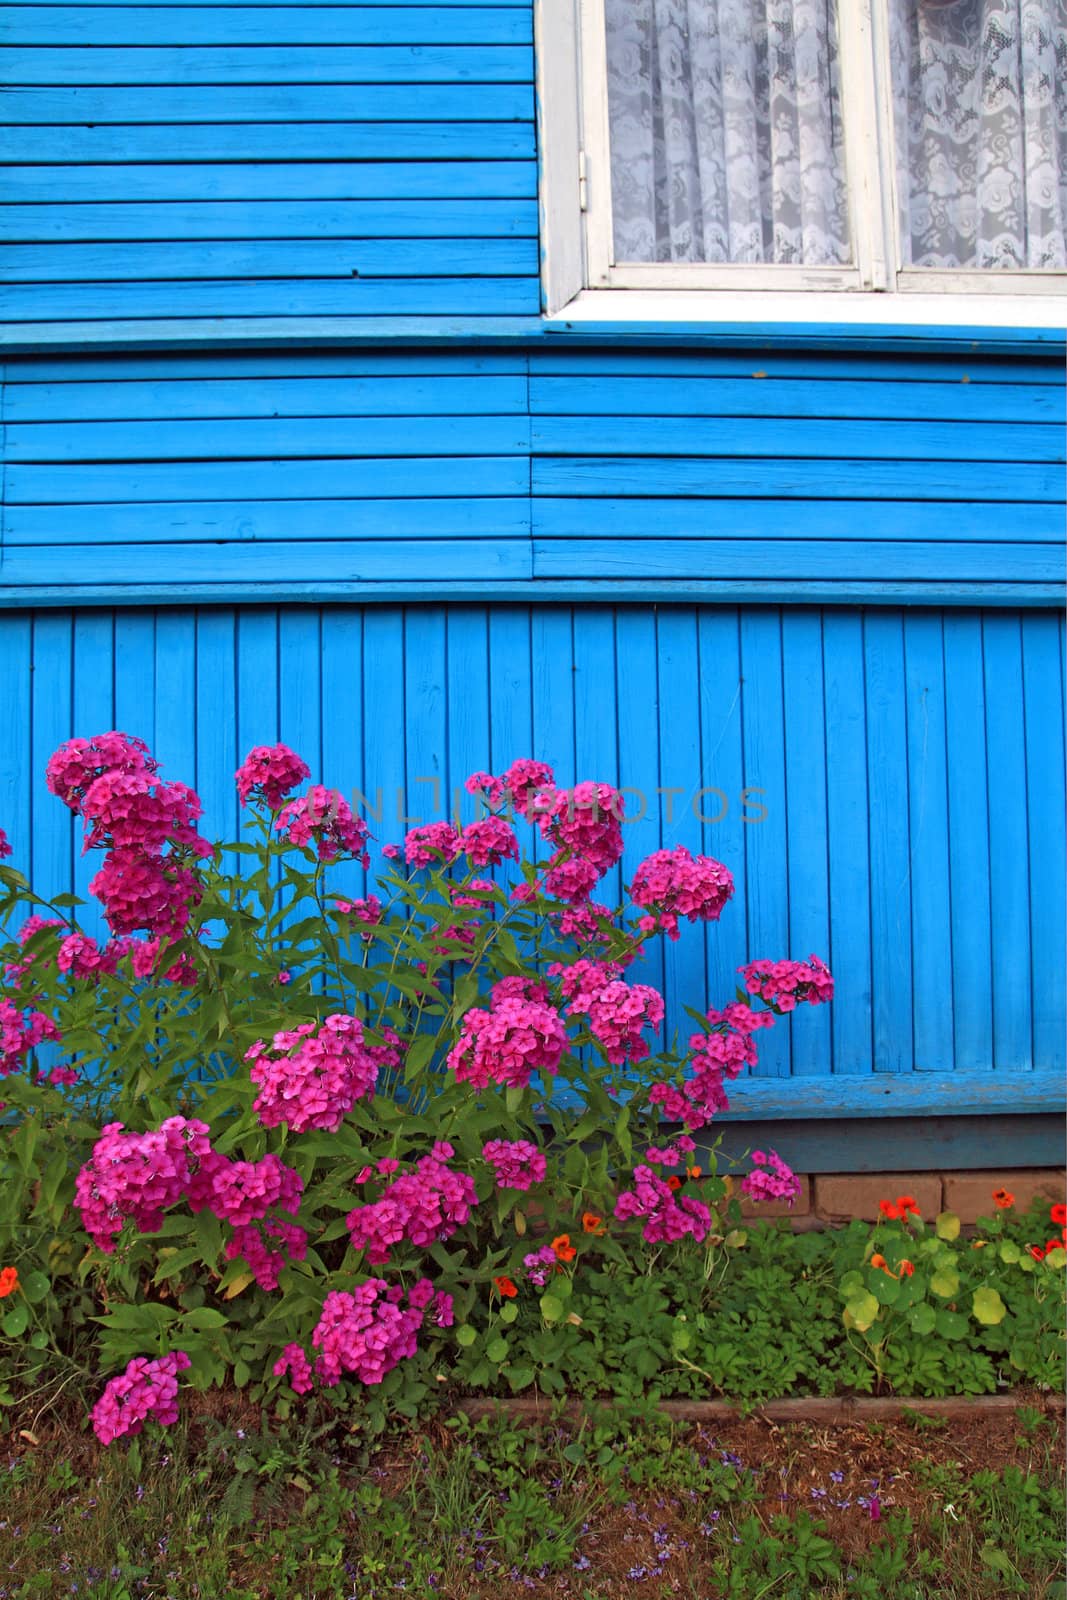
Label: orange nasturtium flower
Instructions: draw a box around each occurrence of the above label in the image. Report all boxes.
[666,1176,683,1192]
[1050,1203,1067,1227]
[992,1188,1015,1209]
[687,1165,701,1179]
[582,1213,606,1235]
[869,1254,897,1278]
[493,1276,518,1299]
[878,1201,901,1221]
[551,1234,576,1262]
[0,1267,18,1298]
[896,1195,920,1217]
[898,1260,915,1277]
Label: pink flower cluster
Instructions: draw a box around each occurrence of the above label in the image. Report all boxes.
[89,851,202,942]
[523,1244,560,1287]
[46,731,157,812]
[554,900,614,943]
[334,894,383,938]
[553,959,664,1066]
[649,1003,774,1129]
[643,1135,697,1168]
[92,1351,191,1445]
[465,759,555,817]
[446,981,568,1091]
[345,1143,478,1265]
[246,1013,379,1133]
[235,743,310,810]
[0,997,61,1077]
[226,1217,308,1292]
[459,816,519,867]
[75,1116,213,1252]
[276,786,370,865]
[193,1146,306,1290]
[630,847,735,940]
[538,782,625,903]
[614,1165,713,1245]
[740,1149,802,1207]
[0,827,11,859]
[452,878,495,910]
[404,822,461,867]
[79,772,208,858]
[309,1278,443,1387]
[482,1138,547,1191]
[740,956,834,1010]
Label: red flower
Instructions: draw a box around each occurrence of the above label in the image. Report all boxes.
[878,1200,901,1221]
[993,1188,1015,1209]
[1029,1244,1047,1261]
[666,1175,683,1192]
[493,1276,518,1299]
[896,1195,920,1217]
[1044,1239,1064,1256]
[1050,1203,1067,1227]
[0,1267,18,1298]
[551,1234,576,1263]
[898,1260,915,1277]
[582,1213,606,1235]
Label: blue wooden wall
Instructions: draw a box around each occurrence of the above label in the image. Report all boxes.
[0,602,1063,1126]
[1,3,538,326]
[1,346,1063,605]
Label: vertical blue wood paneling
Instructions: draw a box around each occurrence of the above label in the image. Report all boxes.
[0,603,1063,1119]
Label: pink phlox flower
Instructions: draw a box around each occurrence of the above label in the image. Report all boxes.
[80,771,208,857]
[276,786,370,865]
[56,932,111,980]
[187,1149,302,1228]
[125,935,199,986]
[428,919,478,960]
[647,1005,778,1130]
[225,1218,307,1291]
[90,849,203,941]
[273,1342,314,1396]
[554,959,663,1066]
[345,1152,478,1266]
[501,759,557,817]
[446,987,567,1091]
[235,744,310,810]
[464,770,506,809]
[75,1116,213,1253]
[490,975,550,1007]
[376,1157,400,1176]
[0,827,11,860]
[334,895,383,939]
[91,1351,191,1445]
[630,847,735,940]
[523,1244,559,1287]
[459,817,518,868]
[644,1146,684,1168]
[452,877,495,909]
[538,781,624,903]
[403,821,461,868]
[49,1065,78,1087]
[554,899,614,942]
[482,1138,547,1191]
[433,1291,454,1328]
[46,732,156,814]
[739,955,834,1011]
[614,1164,713,1245]
[246,1013,378,1133]
[0,998,62,1078]
[311,1280,426,1388]
[382,843,400,860]
[740,1148,802,1207]
[18,916,64,947]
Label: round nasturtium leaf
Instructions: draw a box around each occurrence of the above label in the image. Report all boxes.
[539,1293,564,1324]
[455,1324,478,1348]
[1,1305,29,1338]
[1043,1247,1067,1270]
[499,1301,519,1324]
[486,1337,510,1364]
[935,1212,961,1242]
[998,1240,1021,1264]
[929,1269,960,1299]
[18,1271,51,1306]
[845,1292,880,1332]
[972,1287,1007,1325]
[935,1309,969,1341]
[907,1303,937,1336]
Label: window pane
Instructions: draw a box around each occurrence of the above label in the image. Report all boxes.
[890,0,1067,269]
[605,0,851,265]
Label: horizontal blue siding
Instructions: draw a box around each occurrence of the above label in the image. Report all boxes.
[0,602,1061,1123]
[1,346,1063,605]
[0,3,539,324]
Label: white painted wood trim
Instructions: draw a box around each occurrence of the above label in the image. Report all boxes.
[546,287,1067,329]
[534,0,585,315]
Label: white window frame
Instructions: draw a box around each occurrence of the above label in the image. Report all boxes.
[536,0,1067,327]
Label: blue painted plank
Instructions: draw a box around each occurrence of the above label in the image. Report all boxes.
[2,45,533,82]
[530,609,576,867]
[0,200,539,242]
[29,614,74,912]
[446,607,490,827]
[5,456,530,501]
[5,415,531,462]
[195,611,240,856]
[532,497,1063,544]
[903,614,954,1074]
[694,608,748,1019]
[614,607,665,1013]
[4,373,529,422]
[403,608,448,859]
[1,350,527,382]
[528,350,1065,385]
[70,612,114,938]
[486,607,532,779]
[782,612,831,1079]
[572,606,622,906]
[0,83,533,121]
[0,541,534,586]
[654,609,704,1049]
[4,498,531,546]
[983,615,1034,1072]
[0,123,536,165]
[533,458,1063,502]
[529,374,1065,424]
[361,607,406,867]
[153,611,196,807]
[739,612,790,1079]
[0,617,33,875]
[822,612,873,1077]
[0,239,539,283]
[234,609,280,888]
[2,163,536,203]
[7,9,532,46]
[531,416,1063,464]
[0,279,542,320]
[943,614,993,1076]
[320,607,367,902]
[1022,613,1066,1073]
[864,614,913,1076]
[717,1067,1066,1120]
[532,541,1063,584]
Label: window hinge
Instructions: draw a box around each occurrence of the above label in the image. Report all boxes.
[578,150,588,212]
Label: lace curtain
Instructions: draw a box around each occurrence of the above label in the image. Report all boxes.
[605,0,1067,269]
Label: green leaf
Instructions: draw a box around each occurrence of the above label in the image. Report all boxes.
[935,1309,969,1341]
[539,1293,564,1324]
[18,1270,51,1306]
[506,1364,535,1392]
[2,1305,29,1337]
[455,1325,477,1348]
[499,1302,518,1325]
[972,1286,1007,1325]
[907,1303,937,1336]
[929,1269,960,1299]
[844,1292,879,1332]
[935,1212,961,1241]
[486,1338,509,1364]
[998,1240,1021,1264]
[869,1272,901,1306]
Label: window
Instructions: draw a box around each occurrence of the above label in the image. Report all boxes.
[537,0,1067,321]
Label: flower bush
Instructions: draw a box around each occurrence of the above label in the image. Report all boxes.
[0,737,836,1442]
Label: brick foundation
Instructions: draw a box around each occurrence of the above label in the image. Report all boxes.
[754,1168,1067,1227]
